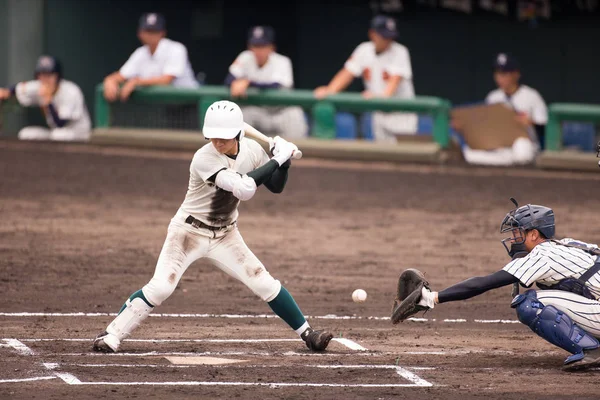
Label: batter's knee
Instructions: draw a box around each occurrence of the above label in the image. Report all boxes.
[246,273,282,302]
[142,278,177,307]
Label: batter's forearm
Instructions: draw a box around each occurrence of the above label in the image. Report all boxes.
[264,167,289,194]
[247,160,279,186]
[437,270,519,303]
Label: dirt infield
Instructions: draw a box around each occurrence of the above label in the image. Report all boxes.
[1,140,600,400]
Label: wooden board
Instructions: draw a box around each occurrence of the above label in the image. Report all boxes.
[451,103,528,150]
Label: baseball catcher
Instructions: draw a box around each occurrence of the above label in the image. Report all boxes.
[392,198,600,372]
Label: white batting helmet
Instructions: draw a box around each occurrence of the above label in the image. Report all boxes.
[202,100,244,140]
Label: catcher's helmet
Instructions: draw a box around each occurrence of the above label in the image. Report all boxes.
[500,198,555,239]
[34,55,62,79]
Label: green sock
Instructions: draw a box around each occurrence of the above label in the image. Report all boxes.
[118,289,154,314]
[268,286,307,331]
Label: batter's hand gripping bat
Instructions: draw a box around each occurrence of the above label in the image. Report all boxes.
[243,122,303,160]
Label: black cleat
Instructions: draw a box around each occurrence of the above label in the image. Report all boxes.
[563,348,600,372]
[302,328,333,352]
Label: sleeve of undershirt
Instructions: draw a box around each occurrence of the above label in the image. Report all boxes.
[437,270,519,303]
[529,89,548,125]
[119,48,143,79]
[163,43,188,78]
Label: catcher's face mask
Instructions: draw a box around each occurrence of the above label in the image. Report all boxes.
[500,201,529,258]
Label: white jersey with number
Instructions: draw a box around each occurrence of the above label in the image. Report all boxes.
[504,238,600,298]
[15,79,91,133]
[344,41,415,99]
[120,38,199,88]
[177,138,269,227]
[486,85,548,125]
[229,51,294,88]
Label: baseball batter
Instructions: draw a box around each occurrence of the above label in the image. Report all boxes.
[93,100,333,353]
[0,55,91,141]
[314,15,417,142]
[225,26,308,139]
[392,199,600,371]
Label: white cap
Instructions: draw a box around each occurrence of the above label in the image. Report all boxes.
[202,100,244,140]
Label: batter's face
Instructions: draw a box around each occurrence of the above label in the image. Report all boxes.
[37,72,58,88]
[368,30,393,53]
[138,30,165,47]
[211,138,239,156]
[249,44,274,67]
[494,71,520,92]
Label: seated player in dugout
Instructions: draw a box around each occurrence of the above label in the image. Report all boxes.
[313,15,417,142]
[225,26,308,139]
[458,53,548,166]
[103,12,199,102]
[392,199,600,372]
[0,55,91,141]
[93,100,333,354]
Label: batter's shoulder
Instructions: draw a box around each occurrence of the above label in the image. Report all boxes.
[242,137,265,154]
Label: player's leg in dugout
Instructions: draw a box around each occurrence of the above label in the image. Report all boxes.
[17,126,51,140]
[205,226,311,335]
[272,107,308,140]
[241,106,272,134]
[372,111,417,143]
[50,127,91,142]
[98,221,210,350]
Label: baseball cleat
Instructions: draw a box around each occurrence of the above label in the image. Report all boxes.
[92,331,120,353]
[563,348,600,372]
[302,328,333,352]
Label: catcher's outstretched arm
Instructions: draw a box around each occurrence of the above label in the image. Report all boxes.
[437,270,519,303]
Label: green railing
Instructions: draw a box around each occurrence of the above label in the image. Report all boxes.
[95,84,452,148]
[546,103,600,151]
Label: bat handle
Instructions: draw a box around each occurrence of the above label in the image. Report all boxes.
[292,150,303,160]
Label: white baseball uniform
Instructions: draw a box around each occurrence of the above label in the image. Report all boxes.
[229,51,307,139]
[120,38,199,88]
[344,41,418,142]
[140,138,281,308]
[463,85,548,166]
[15,79,91,141]
[504,238,600,336]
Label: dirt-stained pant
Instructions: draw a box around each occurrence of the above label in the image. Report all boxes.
[372,111,418,142]
[142,211,282,307]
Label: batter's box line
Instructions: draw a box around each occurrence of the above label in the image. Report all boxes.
[0,311,521,324]
[45,363,435,388]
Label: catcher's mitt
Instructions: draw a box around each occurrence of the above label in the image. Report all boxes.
[391,268,430,324]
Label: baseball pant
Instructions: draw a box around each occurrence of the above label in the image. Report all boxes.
[372,111,418,143]
[241,106,308,140]
[141,211,282,307]
[18,126,91,142]
[463,137,538,166]
[536,290,600,337]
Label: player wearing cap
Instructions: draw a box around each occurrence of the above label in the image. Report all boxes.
[0,55,91,141]
[461,53,548,166]
[103,12,199,102]
[225,26,308,140]
[314,15,417,142]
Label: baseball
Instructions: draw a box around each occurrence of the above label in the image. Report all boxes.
[352,289,367,303]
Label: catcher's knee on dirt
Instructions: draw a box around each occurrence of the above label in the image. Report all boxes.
[512,290,599,358]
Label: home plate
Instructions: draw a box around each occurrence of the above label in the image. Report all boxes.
[166,356,248,365]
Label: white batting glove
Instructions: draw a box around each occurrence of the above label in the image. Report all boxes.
[417,286,436,310]
[272,141,295,166]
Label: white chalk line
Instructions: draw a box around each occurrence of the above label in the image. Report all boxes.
[2,339,435,388]
[58,363,437,371]
[47,363,434,387]
[45,351,381,358]
[0,376,56,383]
[0,311,520,324]
[10,337,368,353]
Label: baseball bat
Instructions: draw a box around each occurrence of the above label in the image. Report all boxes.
[243,122,303,160]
